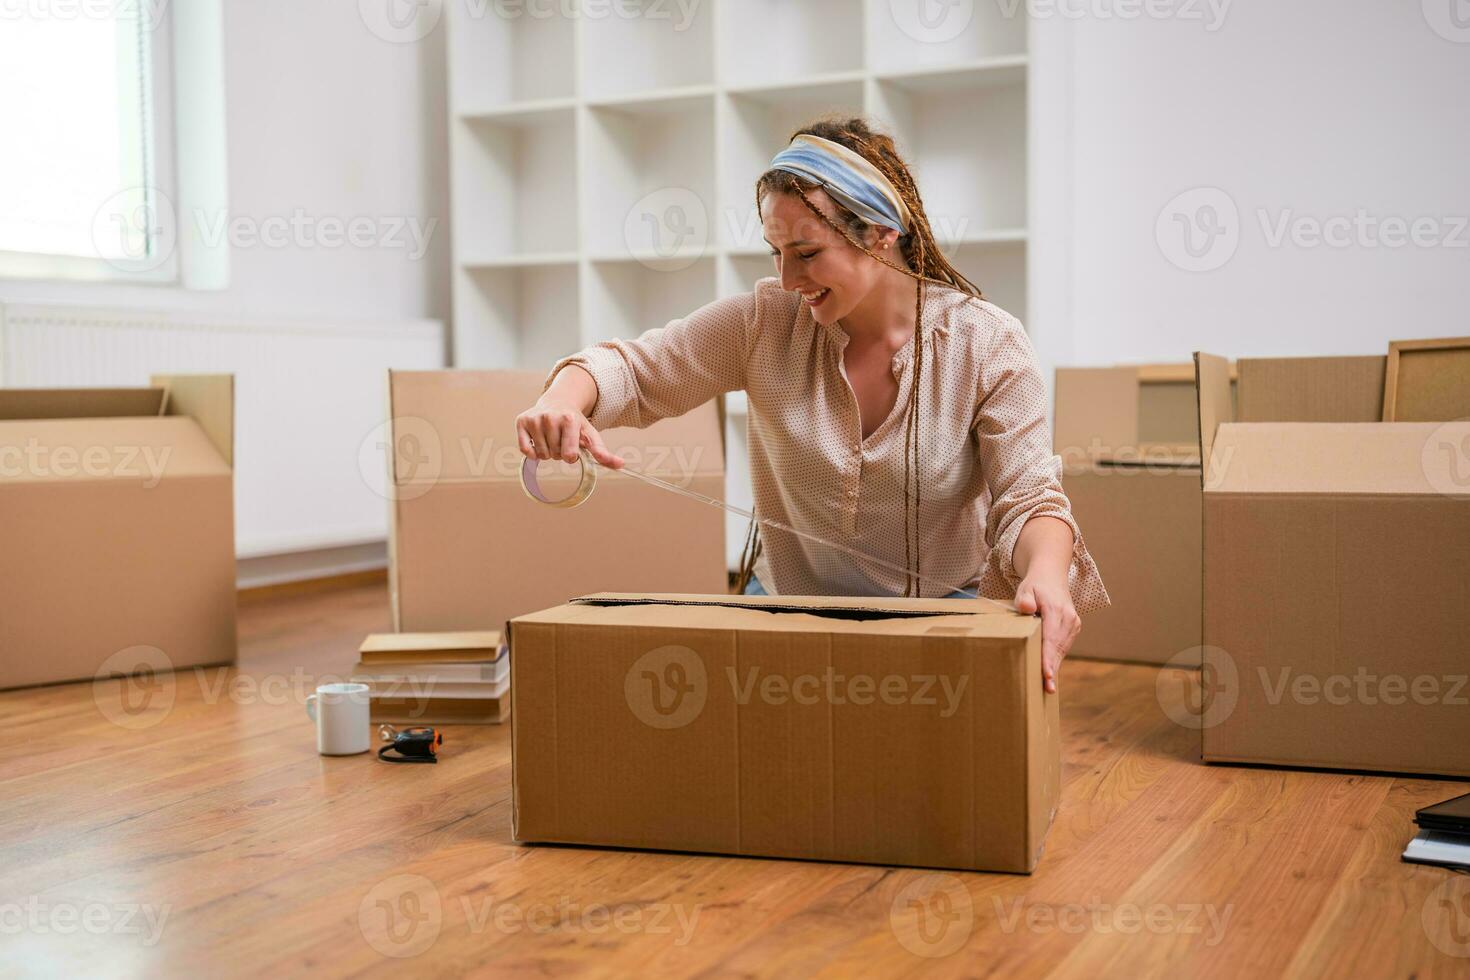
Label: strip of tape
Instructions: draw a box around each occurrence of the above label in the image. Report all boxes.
[518,452,1017,611]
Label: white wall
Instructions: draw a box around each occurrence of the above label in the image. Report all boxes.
[0,0,451,322]
[1030,0,1470,371]
[0,2,452,579]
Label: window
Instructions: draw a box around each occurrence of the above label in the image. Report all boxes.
[0,4,177,281]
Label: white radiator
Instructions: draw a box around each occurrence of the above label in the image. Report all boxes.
[0,303,445,558]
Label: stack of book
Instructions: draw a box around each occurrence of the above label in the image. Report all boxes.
[351,631,509,725]
[1402,791,1470,870]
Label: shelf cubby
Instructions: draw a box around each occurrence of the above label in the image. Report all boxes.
[870,68,1027,238]
[584,256,718,346]
[583,95,716,259]
[866,0,1027,73]
[447,2,575,110]
[453,107,577,263]
[717,0,865,89]
[719,79,867,251]
[580,0,716,101]
[456,262,580,370]
[944,239,1028,326]
[720,253,777,298]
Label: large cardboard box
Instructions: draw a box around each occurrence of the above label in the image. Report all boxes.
[509,593,1060,873]
[387,371,727,633]
[0,376,237,689]
[1194,352,1470,777]
[1055,364,1230,665]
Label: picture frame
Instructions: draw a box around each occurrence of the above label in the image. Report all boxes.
[1381,336,1470,421]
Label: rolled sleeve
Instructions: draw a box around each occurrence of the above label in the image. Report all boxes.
[972,319,1111,615]
[543,286,765,431]
[545,346,640,431]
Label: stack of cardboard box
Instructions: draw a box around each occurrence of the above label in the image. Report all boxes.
[352,631,509,725]
[1194,350,1470,777]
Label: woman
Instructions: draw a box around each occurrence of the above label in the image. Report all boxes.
[516,117,1108,692]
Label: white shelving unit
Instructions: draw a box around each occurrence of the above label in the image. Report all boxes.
[446,0,1031,567]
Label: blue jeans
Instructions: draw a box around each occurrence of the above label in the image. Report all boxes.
[743,577,974,600]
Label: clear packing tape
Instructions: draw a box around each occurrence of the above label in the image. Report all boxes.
[520,453,1019,613]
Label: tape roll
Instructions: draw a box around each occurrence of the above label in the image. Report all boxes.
[520,452,597,508]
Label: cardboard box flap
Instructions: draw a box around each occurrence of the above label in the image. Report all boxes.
[387,370,725,485]
[1134,364,1198,382]
[1236,356,1385,423]
[1207,422,1470,496]
[1053,367,1137,457]
[0,387,165,420]
[153,374,234,468]
[1135,363,1204,448]
[1194,352,1233,488]
[573,591,1015,616]
[0,416,231,484]
[1055,364,1224,465]
[507,592,1035,638]
[1060,446,1201,470]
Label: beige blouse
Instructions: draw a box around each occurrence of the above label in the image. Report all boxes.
[546,276,1110,614]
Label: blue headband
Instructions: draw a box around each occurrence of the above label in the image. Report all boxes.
[767,134,912,234]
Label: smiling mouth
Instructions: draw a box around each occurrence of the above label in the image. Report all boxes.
[800,287,831,307]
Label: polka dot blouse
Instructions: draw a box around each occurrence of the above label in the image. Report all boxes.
[546,276,1111,614]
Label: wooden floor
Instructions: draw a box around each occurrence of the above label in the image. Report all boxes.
[2,582,1467,979]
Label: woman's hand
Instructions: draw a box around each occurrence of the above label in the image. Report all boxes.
[1012,514,1081,694]
[515,403,624,468]
[1014,573,1079,694]
[516,366,624,469]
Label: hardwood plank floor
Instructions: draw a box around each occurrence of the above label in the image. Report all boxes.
[1,582,1466,978]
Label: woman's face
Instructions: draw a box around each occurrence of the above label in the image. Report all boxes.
[761,188,897,325]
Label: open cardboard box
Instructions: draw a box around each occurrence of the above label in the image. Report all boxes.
[1194,352,1470,777]
[1054,364,1234,665]
[0,376,237,689]
[386,371,728,634]
[509,593,1060,873]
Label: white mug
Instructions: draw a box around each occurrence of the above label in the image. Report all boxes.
[305,682,371,755]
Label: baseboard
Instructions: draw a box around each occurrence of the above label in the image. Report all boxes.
[236,540,387,591]
[238,568,387,604]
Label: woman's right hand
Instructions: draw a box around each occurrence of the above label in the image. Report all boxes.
[515,402,624,469]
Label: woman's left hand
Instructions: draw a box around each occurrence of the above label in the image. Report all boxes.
[1014,574,1080,694]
